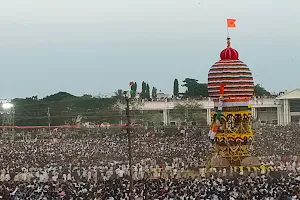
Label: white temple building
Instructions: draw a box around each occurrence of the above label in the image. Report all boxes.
[136,89,300,126]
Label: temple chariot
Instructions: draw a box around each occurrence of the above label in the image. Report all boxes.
[207,37,260,167]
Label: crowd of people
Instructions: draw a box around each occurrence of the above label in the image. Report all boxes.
[0,125,299,199]
[254,125,300,157]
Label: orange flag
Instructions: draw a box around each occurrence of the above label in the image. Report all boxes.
[227,19,236,28]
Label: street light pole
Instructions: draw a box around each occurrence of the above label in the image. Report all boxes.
[12,107,15,135]
[124,91,133,200]
[1,103,15,137]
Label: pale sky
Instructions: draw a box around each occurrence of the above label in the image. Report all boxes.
[0,0,299,99]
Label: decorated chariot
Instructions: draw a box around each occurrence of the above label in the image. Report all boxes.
[207,38,260,167]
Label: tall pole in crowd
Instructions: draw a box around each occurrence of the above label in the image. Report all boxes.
[47,107,51,134]
[124,91,133,200]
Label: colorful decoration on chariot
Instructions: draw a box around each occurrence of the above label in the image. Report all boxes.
[208,38,255,161]
[208,38,254,105]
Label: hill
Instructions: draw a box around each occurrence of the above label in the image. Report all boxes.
[11,92,118,126]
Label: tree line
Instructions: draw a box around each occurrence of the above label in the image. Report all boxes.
[115,81,158,100]
[117,78,271,100]
[4,79,271,126]
[10,92,118,126]
[173,78,271,98]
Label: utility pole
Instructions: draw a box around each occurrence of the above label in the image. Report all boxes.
[124,91,133,200]
[120,110,123,125]
[185,108,189,128]
[47,107,51,134]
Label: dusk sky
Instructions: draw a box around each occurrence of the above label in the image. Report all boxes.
[0,0,299,99]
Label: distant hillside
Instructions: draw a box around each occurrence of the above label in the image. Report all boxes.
[11,92,118,126]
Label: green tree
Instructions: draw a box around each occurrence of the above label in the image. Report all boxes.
[43,92,76,101]
[129,82,138,98]
[134,110,162,126]
[146,83,150,100]
[82,94,93,98]
[182,78,209,98]
[132,82,138,97]
[182,78,199,97]
[113,89,124,100]
[152,87,157,99]
[254,84,271,96]
[141,81,147,99]
[113,99,145,124]
[172,100,206,125]
[173,78,179,97]
[197,83,209,97]
[12,92,118,126]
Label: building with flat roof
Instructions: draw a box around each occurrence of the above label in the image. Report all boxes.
[133,89,300,126]
[276,88,300,125]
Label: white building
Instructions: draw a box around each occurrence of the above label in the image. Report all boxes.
[136,89,300,126]
[276,89,300,125]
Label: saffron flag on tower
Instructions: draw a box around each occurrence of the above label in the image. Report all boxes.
[227,19,236,28]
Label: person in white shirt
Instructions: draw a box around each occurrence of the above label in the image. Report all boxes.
[87,170,92,181]
[138,165,144,179]
[133,166,138,180]
[5,173,10,181]
[172,168,177,178]
[63,173,67,181]
[0,170,5,182]
[42,171,49,183]
[67,171,72,181]
[118,169,124,178]
[52,171,58,182]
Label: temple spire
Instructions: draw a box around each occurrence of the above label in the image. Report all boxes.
[227,37,231,48]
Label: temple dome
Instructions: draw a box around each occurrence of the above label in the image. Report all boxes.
[220,37,239,60]
[208,38,254,103]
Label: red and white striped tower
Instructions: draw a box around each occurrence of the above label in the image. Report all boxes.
[208,38,254,106]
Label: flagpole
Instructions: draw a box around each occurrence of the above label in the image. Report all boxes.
[227,26,230,38]
[226,19,230,39]
[226,18,236,39]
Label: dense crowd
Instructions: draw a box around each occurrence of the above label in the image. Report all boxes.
[0,125,299,199]
[254,125,300,156]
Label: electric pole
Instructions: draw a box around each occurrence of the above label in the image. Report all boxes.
[47,107,51,134]
[124,91,133,200]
